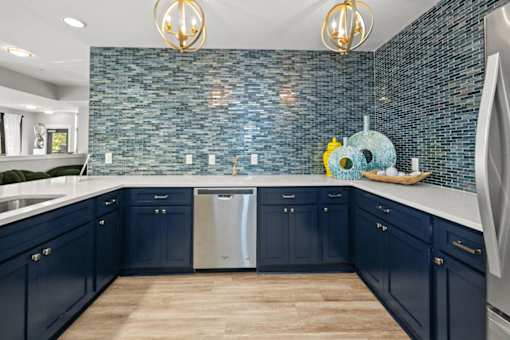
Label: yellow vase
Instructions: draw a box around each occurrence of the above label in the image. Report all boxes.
[323,137,342,177]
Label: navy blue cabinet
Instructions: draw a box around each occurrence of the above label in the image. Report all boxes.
[289,205,321,265]
[0,251,31,340]
[125,206,192,271]
[258,206,290,266]
[28,223,93,340]
[386,225,431,340]
[355,209,387,295]
[434,251,486,340]
[96,211,120,292]
[320,205,350,264]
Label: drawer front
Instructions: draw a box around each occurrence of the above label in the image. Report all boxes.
[259,188,317,205]
[319,187,349,204]
[96,191,121,216]
[0,200,94,264]
[127,188,192,206]
[355,190,432,243]
[434,218,485,272]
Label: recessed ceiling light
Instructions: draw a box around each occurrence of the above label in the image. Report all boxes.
[25,105,37,110]
[63,17,86,28]
[6,47,33,58]
[44,110,54,115]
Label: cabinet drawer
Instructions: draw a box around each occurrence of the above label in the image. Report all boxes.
[319,187,349,204]
[434,218,485,272]
[259,188,317,205]
[355,190,432,243]
[126,188,192,206]
[95,191,120,217]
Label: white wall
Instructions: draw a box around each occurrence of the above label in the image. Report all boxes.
[77,105,89,154]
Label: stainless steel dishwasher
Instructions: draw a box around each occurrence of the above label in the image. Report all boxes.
[193,188,256,269]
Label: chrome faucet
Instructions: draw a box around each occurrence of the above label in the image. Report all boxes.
[232,156,240,176]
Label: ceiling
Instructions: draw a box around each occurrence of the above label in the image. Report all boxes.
[0,0,441,87]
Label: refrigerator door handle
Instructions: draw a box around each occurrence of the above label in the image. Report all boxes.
[476,53,507,278]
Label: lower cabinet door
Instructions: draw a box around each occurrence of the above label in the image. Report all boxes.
[96,211,120,291]
[289,205,321,265]
[162,206,192,268]
[125,207,163,268]
[258,206,290,266]
[320,205,349,264]
[434,252,486,340]
[355,210,387,294]
[0,252,31,340]
[28,224,93,340]
[386,226,431,340]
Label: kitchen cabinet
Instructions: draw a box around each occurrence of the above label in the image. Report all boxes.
[354,209,387,295]
[320,205,350,264]
[289,205,321,265]
[125,206,192,271]
[258,205,290,266]
[433,251,486,340]
[96,211,120,292]
[28,223,94,340]
[0,251,31,340]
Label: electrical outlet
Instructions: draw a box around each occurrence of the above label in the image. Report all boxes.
[105,153,112,164]
[208,154,216,165]
[185,154,193,165]
[251,154,258,165]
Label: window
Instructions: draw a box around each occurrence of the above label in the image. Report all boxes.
[46,128,69,154]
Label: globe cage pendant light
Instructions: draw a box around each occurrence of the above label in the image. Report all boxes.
[154,0,206,53]
[321,0,374,54]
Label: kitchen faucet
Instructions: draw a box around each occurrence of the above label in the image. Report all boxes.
[232,156,240,176]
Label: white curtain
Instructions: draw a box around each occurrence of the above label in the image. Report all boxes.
[4,113,22,156]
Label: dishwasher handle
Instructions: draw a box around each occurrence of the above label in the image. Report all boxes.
[195,188,255,196]
[217,194,233,200]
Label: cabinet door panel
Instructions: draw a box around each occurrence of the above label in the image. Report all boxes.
[289,205,320,265]
[321,205,349,263]
[163,206,192,268]
[355,210,387,294]
[258,206,289,266]
[96,211,119,291]
[0,253,30,340]
[125,207,163,268]
[387,226,431,340]
[435,252,486,340]
[28,224,93,340]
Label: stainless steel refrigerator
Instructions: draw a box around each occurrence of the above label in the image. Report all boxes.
[477,3,510,339]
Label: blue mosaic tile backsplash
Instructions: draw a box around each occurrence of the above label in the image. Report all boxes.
[89,48,374,175]
[374,0,510,192]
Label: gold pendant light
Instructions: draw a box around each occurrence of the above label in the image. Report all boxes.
[321,0,374,54]
[154,0,206,53]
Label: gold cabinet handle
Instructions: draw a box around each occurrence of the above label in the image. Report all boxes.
[452,240,482,255]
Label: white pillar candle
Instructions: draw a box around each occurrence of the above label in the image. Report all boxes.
[363,115,370,132]
[411,158,420,172]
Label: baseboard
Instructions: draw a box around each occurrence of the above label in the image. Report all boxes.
[257,263,355,273]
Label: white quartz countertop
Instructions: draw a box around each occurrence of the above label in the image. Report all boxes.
[0,175,482,232]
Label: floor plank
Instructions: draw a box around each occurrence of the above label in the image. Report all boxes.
[60,273,409,340]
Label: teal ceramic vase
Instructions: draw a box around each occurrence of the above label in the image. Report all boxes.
[328,146,368,180]
[347,130,396,171]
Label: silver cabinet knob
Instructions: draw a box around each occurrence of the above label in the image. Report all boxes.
[381,225,388,232]
[323,207,329,213]
[42,248,52,256]
[154,209,160,214]
[99,219,105,226]
[290,208,295,213]
[161,209,167,214]
[283,208,288,213]
[31,253,42,262]
[433,257,445,266]
[376,222,382,230]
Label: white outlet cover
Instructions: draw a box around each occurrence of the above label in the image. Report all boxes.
[251,154,258,165]
[185,154,193,165]
[105,152,112,164]
[208,154,216,165]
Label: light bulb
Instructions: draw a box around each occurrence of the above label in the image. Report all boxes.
[191,17,197,27]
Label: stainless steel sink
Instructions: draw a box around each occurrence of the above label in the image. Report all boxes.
[0,195,64,214]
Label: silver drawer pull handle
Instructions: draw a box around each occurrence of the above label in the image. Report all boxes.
[452,240,482,255]
[99,219,105,226]
[42,248,52,256]
[154,195,169,200]
[282,194,296,199]
[105,199,117,207]
[328,193,342,198]
[31,253,42,262]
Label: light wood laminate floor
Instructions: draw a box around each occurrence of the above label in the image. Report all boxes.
[60,273,409,340]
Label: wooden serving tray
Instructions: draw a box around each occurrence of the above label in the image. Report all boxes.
[362,170,431,185]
